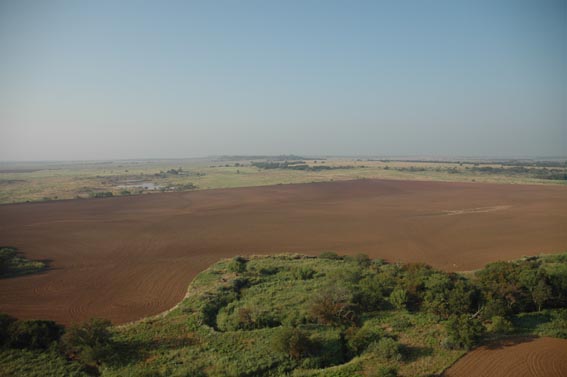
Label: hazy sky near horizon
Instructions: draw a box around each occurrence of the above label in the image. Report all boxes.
[0,0,565,161]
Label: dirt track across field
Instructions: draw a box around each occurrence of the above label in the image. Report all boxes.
[0,179,566,324]
[443,337,567,377]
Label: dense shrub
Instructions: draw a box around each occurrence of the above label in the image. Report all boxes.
[475,257,567,317]
[61,318,114,366]
[218,304,280,331]
[539,309,567,338]
[389,288,409,310]
[486,316,514,334]
[370,366,399,377]
[307,329,346,368]
[294,266,315,280]
[0,247,46,277]
[345,325,383,355]
[200,288,239,328]
[273,327,318,360]
[89,191,113,198]
[443,314,485,350]
[310,286,358,326]
[319,252,342,260]
[0,247,17,271]
[228,256,247,273]
[367,337,402,361]
[389,315,413,332]
[0,313,17,347]
[354,275,385,311]
[8,320,64,350]
[259,266,280,275]
[353,254,371,268]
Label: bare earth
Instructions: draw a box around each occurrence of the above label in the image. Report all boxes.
[0,179,566,325]
[444,337,567,377]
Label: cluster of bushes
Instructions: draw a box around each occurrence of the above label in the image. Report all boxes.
[0,315,114,369]
[216,251,567,363]
[170,252,567,376]
[476,256,567,315]
[0,247,46,278]
[154,168,183,177]
[171,183,197,191]
[0,315,63,350]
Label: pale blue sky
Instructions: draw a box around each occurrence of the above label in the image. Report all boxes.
[0,0,565,160]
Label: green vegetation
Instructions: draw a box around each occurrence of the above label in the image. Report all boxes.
[61,318,114,367]
[88,191,114,198]
[1,157,565,204]
[0,247,46,278]
[251,161,356,172]
[2,251,567,376]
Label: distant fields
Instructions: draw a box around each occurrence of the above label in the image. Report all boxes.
[0,157,565,204]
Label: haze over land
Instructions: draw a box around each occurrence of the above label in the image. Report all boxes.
[1,1,567,376]
[1,0,566,161]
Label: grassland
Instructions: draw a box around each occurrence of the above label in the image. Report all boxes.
[1,252,567,377]
[0,157,565,204]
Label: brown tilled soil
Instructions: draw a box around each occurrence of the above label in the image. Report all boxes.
[0,179,566,324]
[443,337,567,377]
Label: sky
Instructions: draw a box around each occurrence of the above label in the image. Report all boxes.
[0,0,565,161]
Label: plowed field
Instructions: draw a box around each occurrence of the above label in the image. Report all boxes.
[443,337,567,377]
[1,179,566,324]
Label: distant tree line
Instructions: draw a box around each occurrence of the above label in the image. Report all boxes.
[251,161,357,171]
[382,164,567,180]
[219,155,312,161]
[470,166,567,180]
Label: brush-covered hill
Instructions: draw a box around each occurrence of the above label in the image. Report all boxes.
[1,252,567,376]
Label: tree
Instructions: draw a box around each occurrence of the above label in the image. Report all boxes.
[486,316,513,334]
[345,325,383,355]
[354,275,385,312]
[532,279,552,311]
[0,313,17,347]
[389,288,409,310]
[447,279,477,316]
[444,314,484,350]
[548,264,567,306]
[310,286,357,326]
[354,253,371,268]
[400,263,433,310]
[368,337,403,361]
[0,247,17,273]
[273,327,317,360]
[423,273,452,318]
[228,256,247,273]
[61,318,114,366]
[8,320,64,349]
[476,262,524,314]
